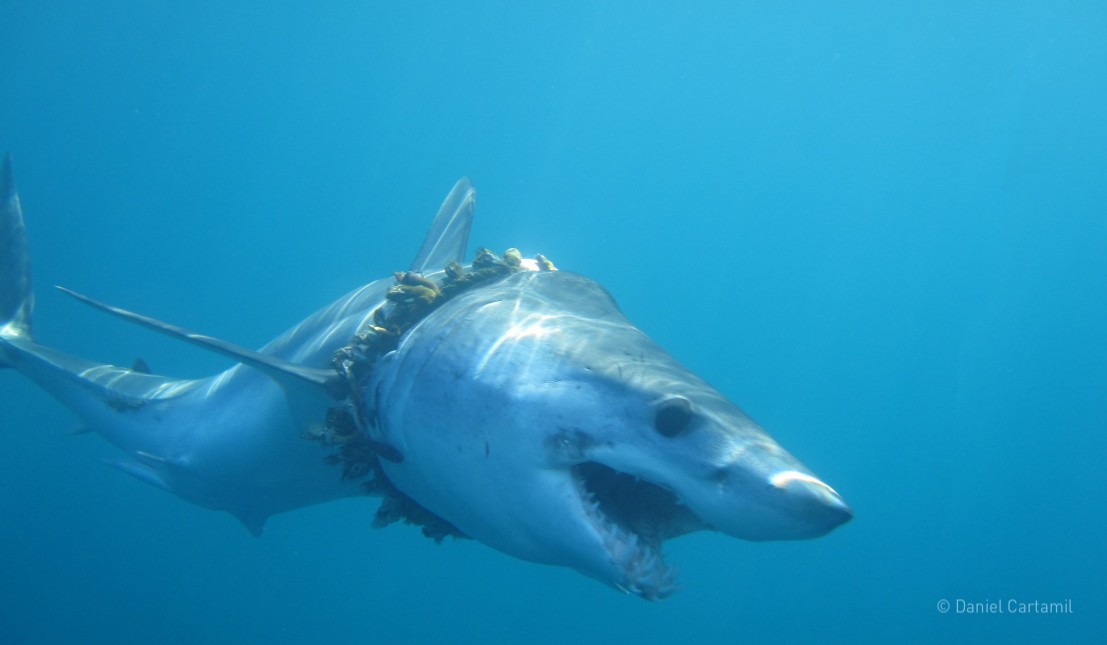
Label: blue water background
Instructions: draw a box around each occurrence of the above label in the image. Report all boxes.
[1,3,1104,643]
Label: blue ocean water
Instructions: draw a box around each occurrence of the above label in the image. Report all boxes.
[1,2,1104,642]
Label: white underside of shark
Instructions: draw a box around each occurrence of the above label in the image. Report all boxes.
[0,155,850,599]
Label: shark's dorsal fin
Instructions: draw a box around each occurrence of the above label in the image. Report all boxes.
[409,177,475,273]
[55,286,348,400]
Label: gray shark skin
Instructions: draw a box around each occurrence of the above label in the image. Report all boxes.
[0,154,850,599]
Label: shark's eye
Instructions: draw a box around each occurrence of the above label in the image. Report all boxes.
[654,396,694,437]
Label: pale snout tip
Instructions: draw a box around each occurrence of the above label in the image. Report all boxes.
[770,469,853,528]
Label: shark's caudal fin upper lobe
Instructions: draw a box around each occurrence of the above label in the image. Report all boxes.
[0,155,196,412]
[0,153,33,356]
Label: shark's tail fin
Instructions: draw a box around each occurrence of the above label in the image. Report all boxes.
[0,153,34,365]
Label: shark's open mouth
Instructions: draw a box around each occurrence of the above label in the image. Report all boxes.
[571,461,705,599]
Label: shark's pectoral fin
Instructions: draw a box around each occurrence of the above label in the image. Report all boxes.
[55,286,348,400]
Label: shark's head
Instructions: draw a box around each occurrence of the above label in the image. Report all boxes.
[371,270,851,599]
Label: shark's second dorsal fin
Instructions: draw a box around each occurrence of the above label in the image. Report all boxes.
[409,177,475,274]
[55,286,348,400]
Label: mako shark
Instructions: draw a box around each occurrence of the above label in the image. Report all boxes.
[0,155,850,599]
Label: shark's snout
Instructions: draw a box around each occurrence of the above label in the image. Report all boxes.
[767,470,853,537]
[691,455,852,542]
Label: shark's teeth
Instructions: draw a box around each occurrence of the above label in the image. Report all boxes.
[572,468,677,600]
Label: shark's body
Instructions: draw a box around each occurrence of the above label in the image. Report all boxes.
[0,156,850,598]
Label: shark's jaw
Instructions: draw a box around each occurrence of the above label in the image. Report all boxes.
[569,461,704,599]
[563,453,852,598]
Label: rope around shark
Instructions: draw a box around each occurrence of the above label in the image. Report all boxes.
[302,247,558,540]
